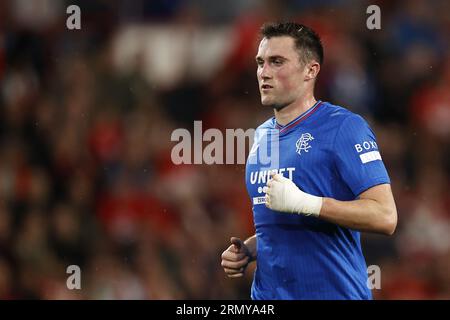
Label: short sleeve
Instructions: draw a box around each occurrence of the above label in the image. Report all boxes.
[333,115,390,196]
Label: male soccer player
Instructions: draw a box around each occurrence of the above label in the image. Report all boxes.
[221,22,397,300]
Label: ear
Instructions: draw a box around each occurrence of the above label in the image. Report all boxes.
[305,61,320,81]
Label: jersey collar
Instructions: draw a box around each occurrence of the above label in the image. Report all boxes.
[274,100,323,134]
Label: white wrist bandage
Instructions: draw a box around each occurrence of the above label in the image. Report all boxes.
[264,174,322,217]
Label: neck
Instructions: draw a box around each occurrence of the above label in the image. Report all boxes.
[274,93,317,126]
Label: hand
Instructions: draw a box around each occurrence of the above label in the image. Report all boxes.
[221,237,251,278]
[265,173,322,217]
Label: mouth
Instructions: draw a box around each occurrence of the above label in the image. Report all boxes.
[261,84,273,92]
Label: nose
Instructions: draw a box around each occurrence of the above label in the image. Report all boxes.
[258,66,272,82]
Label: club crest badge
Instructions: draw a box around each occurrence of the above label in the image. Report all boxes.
[296,133,314,155]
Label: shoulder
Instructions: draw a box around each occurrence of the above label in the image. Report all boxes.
[256,117,275,131]
[319,101,371,133]
[320,101,365,123]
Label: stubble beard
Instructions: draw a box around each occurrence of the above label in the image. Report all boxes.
[261,96,291,111]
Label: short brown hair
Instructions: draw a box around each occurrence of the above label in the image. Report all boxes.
[261,22,324,65]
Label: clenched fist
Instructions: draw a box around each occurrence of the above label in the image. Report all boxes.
[265,173,322,217]
[221,237,252,278]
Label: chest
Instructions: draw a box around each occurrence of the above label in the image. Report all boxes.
[246,127,336,197]
[249,127,333,170]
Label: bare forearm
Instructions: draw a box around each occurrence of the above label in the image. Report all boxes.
[244,235,257,261]
[265,175,397,235]
[319,197,397,235]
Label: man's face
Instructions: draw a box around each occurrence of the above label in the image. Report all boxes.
[256,36,306,109]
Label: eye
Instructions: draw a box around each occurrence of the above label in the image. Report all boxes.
[273,59,283,66]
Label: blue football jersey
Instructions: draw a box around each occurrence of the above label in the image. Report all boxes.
[245,101,390,300]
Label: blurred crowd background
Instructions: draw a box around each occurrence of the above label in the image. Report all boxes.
[0,0,449,299]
